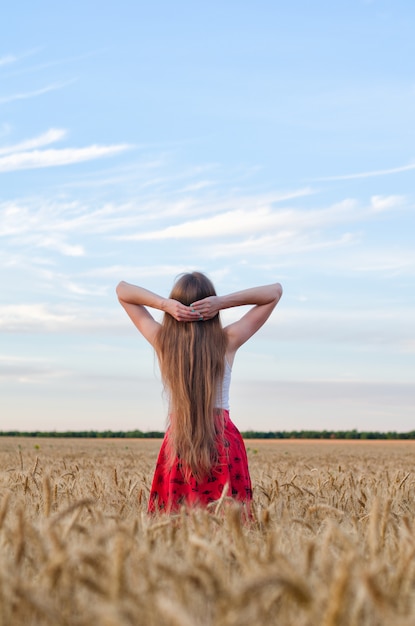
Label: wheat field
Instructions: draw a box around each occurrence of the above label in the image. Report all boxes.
[1,437,415,626]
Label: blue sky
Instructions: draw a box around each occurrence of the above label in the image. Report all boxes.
[1,0,414,432]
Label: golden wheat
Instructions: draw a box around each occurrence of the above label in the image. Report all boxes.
[1,437,415,625]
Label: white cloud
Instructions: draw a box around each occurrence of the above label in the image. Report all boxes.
[0,128,67,156]
[400,340,415,354]
[112,187,315,221]
[0,123,12,138]
[370,195,406,212]
[207,231,357,258]
[273,306,415,352]
[117,205,317,241]
[35,235,85,257]
[116,198,363,242]
[114,195,408,264]
[312,161,415,181]
[4,50,105,78]
[1,189,315,244]
[178,180,215,193]
[0,304,74,333]
[0,201,87,256]
[2,187,410,274]
[120,207,280,240]
[0,199,150,259]
[0,80,75,105]
[84,263,195,279]
[64,281,107,296]
[0,303,125,334]
[341,248,415,275]
[0,143,131,172]
[1,300,413,359]
[0,355,69,384]
[59,158,165,190]
[231,380,415,432]
[0,54,16,66]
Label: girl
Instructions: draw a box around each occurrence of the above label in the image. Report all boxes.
[116,272,282,513]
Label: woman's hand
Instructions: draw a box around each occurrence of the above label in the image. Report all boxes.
[190,295,220,320]
[164,298,201,322]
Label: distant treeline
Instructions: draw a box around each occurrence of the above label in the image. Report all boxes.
[242,430,415,440]
[0,430,165,439]
[1,429,415,440]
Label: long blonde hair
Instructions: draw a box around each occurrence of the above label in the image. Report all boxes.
[155,272,227,480]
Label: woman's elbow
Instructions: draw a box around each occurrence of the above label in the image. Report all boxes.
[116,281,126,301]
[274,282,283,301]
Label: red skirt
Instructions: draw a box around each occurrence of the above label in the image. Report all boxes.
[148,410,252,513]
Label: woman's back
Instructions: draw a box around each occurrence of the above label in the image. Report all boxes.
[116,271,282,512]
[155,272,227,480]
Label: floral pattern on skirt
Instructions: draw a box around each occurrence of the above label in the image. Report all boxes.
[148,410,252,513]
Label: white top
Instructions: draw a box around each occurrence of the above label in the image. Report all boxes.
[215,358,232,410]
[167,358,232,412]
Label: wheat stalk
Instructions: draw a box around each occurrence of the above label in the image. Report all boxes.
[1,437,415,625]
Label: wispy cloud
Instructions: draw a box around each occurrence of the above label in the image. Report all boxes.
[2,49,105,78]
[116,204,323,241]
[274,306,415,355]
[117,195,402,242]
[208,231,357,258]
[0,304,125,334]
[0,123,12,138]
[0,47,43,71]
[0,128,66,156]
[370,195,406,212]
[0,304,76,333]
[33,235,85,257]
[0,143,131,172]
[84,263,195,279]
[1,187,409,272]
[1,302,413,357]
[0,355,69,384]
[0,197,152,248]
[0,198,88,256]
[333,247,415,275]
[0,54,17,67]
[312,162,415,181]
[2,189,314,245]
[119,207,283,240]
[0,80,76,105]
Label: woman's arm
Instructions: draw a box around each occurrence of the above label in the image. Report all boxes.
[116,281,200,345]
[191,283,282,317]
[191,282,283,359]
